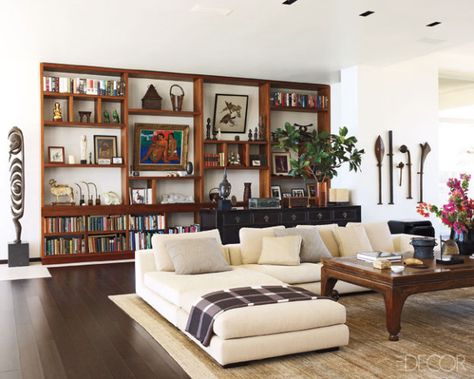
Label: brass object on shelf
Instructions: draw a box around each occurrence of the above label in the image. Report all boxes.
[170,84,185,111]
[53,102,63,121]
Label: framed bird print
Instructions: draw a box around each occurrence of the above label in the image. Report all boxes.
[213,94,249,133]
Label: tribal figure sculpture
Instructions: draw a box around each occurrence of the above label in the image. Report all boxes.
[8,127,25,243]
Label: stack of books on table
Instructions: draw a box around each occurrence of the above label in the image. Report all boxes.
[356,251,402,262]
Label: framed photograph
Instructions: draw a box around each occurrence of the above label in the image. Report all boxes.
[213,94,249,134]
[272,152,291,175]
[131,189,146,204]
[306,183,317,198]
[94,135,117,164]
[134,123,189,171]
[291,188,305,197]
[271,185,282,200]
[112,156,123,165]
[48,146,65,163]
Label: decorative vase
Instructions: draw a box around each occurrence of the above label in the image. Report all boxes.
[451,229,474,255]
[243,182,252,208]
[316,182,328,207]
[410,237,437,259]
[186,161,193,175]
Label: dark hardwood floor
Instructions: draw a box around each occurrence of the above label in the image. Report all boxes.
[0,263,189,379]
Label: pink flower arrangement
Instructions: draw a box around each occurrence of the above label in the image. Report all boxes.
[417,173,474,233]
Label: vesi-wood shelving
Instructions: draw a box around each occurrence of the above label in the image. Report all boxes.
[40,63,330,264]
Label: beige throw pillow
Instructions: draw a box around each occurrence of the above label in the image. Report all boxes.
[296,224,340,257]
[347,222,395,253]
[333,224,373,257]
[164,238,231,275]
[274,227,332,262]
[239,226,285,264]
[258,235,302,266]
[151,229,222,271]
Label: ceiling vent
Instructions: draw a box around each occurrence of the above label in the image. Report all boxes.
[426,21,442,27]
[359,10,375,17]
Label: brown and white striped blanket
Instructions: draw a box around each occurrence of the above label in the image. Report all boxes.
[185,285,327,346]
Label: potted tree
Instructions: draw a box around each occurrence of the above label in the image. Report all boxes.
[274,123,365,206]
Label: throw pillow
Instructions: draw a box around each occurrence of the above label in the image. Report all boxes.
[258,235,302,266]
[151,229,223,271]
[347,222,395,253]
[164,238,231,275]
[296,224,340,256]
[333,224,373,257]
[239,226,285,264]
[274,227,331,262]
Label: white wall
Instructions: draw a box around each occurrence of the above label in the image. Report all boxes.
[332,58,441,228]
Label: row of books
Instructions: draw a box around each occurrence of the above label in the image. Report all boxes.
[129,215,166,231]
[129,224,201,250]
[43,76,125,96]
[44,217,85,233]
[88,215,127,231]
[271,92,329,110]
[44,237,85,256]
[88,234,127,253]
[130,188,154,205]
[204,153,225,167]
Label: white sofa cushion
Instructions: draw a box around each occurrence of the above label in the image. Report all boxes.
[165,238,231,275]
[258,235,302,266]
[239,226,285,264]
[243,263,322,284]
[274,227,332,262]
[151,229,222,271]
[143,267,283,311]
[213,298,346,340]
[348,222,395,253]
[296,224,340,257]
[333,224,373,257]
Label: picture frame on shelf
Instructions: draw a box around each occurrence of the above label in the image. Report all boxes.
[271,185,282,200]
[272,152,291,175]
[291,188,305,197]
[213,94,249,134]
[130,188,146,204]
[306,183,317,198]
[251,159,261,167]
[94,135,117,164]
[98,158,111,165]
[112,156,123,165]
[250,154,266,167]
[133,123,189,171]
[48,146,65,163]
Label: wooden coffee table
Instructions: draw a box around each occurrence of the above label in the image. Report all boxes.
[321,256,474,341]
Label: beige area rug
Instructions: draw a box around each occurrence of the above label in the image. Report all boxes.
[0,263,51,281]
[110,289,474,379]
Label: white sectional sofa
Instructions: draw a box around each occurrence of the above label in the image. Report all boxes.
[135,222,414,366]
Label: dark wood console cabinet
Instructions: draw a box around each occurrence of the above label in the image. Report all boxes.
[200,205,361,244]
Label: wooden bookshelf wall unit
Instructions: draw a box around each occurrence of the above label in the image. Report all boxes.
[40,63,330,264]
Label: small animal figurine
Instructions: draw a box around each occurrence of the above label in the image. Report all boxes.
[49,179,74,203]
[53,102,63,121]
[112,109,120,123]
[103,110,110,123]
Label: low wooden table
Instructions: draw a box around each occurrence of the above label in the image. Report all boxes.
[321,256,474,341]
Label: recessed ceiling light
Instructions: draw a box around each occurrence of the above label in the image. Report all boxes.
[359,10,374,17]
[426,21,442,27]
[282,0,298,4]
[190,4,233,16]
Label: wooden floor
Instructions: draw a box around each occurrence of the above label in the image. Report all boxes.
[0,263,188,379]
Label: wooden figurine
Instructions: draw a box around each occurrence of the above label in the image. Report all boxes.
[206,118,211,140]
[248,129,253,141]
[254,127,258,141]
[53,102,63,121]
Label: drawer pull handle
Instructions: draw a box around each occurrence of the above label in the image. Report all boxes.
[317,212,323,220]
[342,212,348,219]
[263,215,270,223]
[234,216,241,223]
[291,214,297,221]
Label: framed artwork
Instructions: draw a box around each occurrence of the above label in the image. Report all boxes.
[131,189,146,204]
[271,185,282,200]
[48,146,65,163]
[94,135,117,164]
[213,94,249,133]
[134,123,189,171]
[291,188,305,197]
[306,183,317,198]
[272,152,291,175]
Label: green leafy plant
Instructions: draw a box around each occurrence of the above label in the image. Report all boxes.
[274,123,365,182]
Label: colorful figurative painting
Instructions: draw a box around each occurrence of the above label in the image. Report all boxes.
[213,94,249,133]
[133,123,189,171]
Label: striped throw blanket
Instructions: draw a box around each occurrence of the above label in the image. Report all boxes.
[186,285,326,346]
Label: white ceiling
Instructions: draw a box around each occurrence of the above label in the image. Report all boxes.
[4,0,474,82]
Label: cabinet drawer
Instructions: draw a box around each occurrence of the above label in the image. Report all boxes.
[222,213,252,226]
[308,209,331,222]
[282,211,307,223]
[332,208,358,222]
[254,212,280,225]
